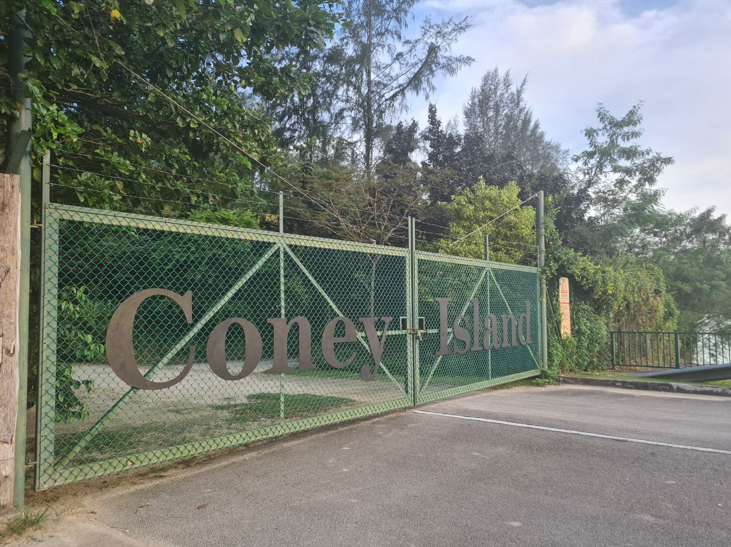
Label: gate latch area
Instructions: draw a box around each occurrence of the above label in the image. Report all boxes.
[400,317,426,340]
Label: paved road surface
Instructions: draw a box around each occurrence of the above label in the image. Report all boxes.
[15,385,731,546]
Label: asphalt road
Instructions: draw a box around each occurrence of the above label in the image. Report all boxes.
[17,385,731,547]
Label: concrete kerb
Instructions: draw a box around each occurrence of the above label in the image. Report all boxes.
[559,375,731,397]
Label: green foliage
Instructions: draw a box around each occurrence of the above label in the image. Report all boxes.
[462,68,568,176]
[546,248,677,332]
[544,247,677,372]
[56,286,108,423]
[187,208,260,229]
[552,303,608,372]
[270,0,473,171]
[435,180,535,264]
[638,207,731,332]
[58,286,109,363]
[1,0,341,217]
[571,102,675,255]
[418,71,579,237]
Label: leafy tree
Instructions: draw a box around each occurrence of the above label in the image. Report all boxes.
[419,81,576,237]
[336,0,472,172]
[1,0,341,219]
[268,43,350,164]
[2,0,340,411]
[571,102,675,255]
[421,103,461,207]
[382,119,419,166]
[434,180,536,264]
[462,68,568,176]
[545,248,677,373]
[643,207,731,331]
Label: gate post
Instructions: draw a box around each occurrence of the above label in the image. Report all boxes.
[0,175,23,513]
[5,10,32,511]
[409,217,418,406]
[279,191,285,422]
[537,191,548,370]
[485,234,491,380]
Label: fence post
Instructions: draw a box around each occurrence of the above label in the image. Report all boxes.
[537,191,548,371]
[278,191,285,422]
[674,333,681,369]
[6,10,31,511]
[485,233,492,380]
[409,217,418,406]
[0,175,22,513]
[610,332,616,368]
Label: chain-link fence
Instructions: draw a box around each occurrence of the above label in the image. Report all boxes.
[414,252,540,404]
[36,203,541,490]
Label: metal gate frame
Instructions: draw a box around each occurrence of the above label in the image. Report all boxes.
[36,203,543,490]
[412,250,541,405]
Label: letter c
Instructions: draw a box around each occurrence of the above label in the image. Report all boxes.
[106,289,195,390]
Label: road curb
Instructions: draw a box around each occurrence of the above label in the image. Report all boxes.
[558,375,731,397]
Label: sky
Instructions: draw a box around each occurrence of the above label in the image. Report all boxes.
[409,0,731,217]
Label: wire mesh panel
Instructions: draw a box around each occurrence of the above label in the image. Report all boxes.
[415,251,540,404]
[37,204,412,489]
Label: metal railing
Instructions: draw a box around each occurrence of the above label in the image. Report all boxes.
[611,331,731,369]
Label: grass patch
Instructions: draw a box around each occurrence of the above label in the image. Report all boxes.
[211,392,357,424]
[0,509,50,540]
[55,421,217,466]
[284,367,399,382]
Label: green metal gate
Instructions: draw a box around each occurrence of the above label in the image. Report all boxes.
[414,252,540,404]
[36,203,541,490]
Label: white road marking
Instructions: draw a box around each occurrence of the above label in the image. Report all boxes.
[414,410,731,455]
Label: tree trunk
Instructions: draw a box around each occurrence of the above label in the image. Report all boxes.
[0,174,21,513]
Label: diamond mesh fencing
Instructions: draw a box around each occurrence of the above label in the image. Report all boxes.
[37,203,541,489]
[37,204,412,489]
[415,252,540,404]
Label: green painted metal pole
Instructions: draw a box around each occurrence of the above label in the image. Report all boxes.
[537,191,548,371]
[279,191,285,422]
[35,150,50,490]
[485,233,491,380]
[42,150,50,206]
[7,10,32,510]
[409,217,418,406]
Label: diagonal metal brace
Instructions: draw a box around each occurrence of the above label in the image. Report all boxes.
[487,269,539,367]
[419,267,488,394]
[281,242,408,399]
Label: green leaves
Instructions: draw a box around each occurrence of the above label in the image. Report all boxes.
[234,26,248,43]
[435,180,535,265]
[1,0,340,222]
[88,55,106,68]
[174,0,186,19]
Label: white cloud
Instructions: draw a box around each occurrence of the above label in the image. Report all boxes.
[412,0,731,217]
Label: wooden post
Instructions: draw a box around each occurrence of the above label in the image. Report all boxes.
[0,174,21,513]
